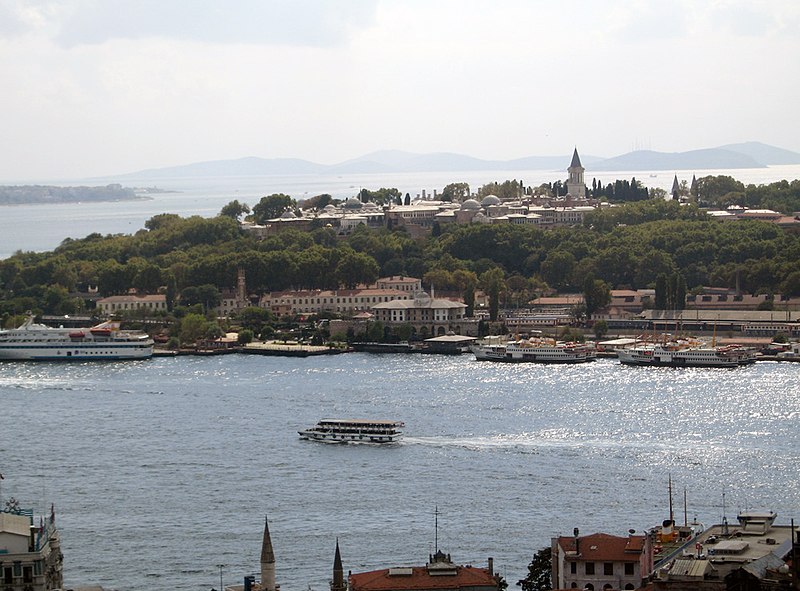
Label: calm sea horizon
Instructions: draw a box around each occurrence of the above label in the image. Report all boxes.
[2,165,800,259]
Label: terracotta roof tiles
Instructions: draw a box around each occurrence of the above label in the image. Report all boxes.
[557,533,646,562]
[350,565,496,591]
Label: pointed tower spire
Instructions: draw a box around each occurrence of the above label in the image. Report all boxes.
[331,538,346,591]
[671,175,680,200]
[260,516,276,591]
[566,147,586,198]
[570,147,582,168]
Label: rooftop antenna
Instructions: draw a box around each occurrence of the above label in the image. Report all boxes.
[434,505,439,553]
[722,489,729,535]
[668,474,674,523]
[684,487,688,528]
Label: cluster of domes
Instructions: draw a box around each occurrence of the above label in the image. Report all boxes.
[459,194,501,211]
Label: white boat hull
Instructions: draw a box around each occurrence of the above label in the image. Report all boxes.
[0,343,153,361]
[298,418,404,444]
[0,317,154,361]
[298,430,401,444]
[617,348,755,368]
[471,344,595,364]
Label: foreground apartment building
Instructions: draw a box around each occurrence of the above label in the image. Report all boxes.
[551,530,653,591]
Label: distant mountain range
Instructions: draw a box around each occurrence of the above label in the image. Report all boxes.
[114,141,800,179]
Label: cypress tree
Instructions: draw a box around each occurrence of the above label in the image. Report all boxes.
[655,274,668,310]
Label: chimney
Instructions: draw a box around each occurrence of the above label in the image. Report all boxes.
[574,528,580,555]
[488,557,494,576]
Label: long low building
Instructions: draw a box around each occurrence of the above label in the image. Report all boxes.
[96,294,167,314]
[260,288,413,316]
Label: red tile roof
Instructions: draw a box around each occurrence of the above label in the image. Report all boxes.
[556,533,646,562]
[350,565,497,591]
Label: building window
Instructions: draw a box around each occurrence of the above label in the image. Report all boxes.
[604,563,613,576]
[624,563,634,576]
[570,562,577,574]
[585,562,595,575]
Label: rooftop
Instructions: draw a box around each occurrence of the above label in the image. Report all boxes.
[557,533,648,562]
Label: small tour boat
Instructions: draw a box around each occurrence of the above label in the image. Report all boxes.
[298,419,405,444]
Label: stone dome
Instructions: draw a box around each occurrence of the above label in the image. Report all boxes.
[461,199,481,211]
[481,194,501,207]
[344,197,363,210]
[413,291,432,306]
[280,210,297,219]
[323,204,336,212]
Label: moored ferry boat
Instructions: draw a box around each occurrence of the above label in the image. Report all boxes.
[617,341,755,367]
[298,419,405,443]
[470,338,595,364]
[0,316,154,360]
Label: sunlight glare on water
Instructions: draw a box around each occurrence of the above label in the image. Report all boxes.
[0,354,797,591]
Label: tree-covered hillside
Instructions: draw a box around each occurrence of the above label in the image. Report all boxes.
[2,182,800,322]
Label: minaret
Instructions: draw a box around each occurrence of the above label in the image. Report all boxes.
[566,147,586,198]
[260,516,276,591]
[331,538,346,591]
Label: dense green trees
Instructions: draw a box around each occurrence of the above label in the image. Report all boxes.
[357,187,401,205]
[477,180,525,200]
[219,200,250,219]
[479,268,506,321]
[252,194,295,223]
[441,182,470,202]
[593,177,649,202]
[694,176,800,213]
[517,547,551,591]
[655,273,687,310]
[299,193,336,211]
[583,276,611,316]
[3,174,800,323]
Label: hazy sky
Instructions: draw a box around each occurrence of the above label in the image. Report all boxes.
[1,0,798,181]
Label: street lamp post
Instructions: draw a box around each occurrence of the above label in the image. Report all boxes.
[216,564,225,591]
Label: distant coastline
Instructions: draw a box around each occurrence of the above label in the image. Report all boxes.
[113,141,800,180]
[0,183,172,206]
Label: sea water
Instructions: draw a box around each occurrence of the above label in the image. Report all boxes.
[0,354,798,590]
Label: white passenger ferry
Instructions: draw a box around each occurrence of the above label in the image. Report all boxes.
[617,342,755,368]
[298,419,405,443]
[0,316,154,361]
[470,338,596,364]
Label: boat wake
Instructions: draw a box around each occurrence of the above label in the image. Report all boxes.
[403,433,543,454]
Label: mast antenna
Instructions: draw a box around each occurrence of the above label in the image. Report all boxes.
[434,505,439,553]
[684,487,688,527]
[668,474,674,523]
[722,489,729,535]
